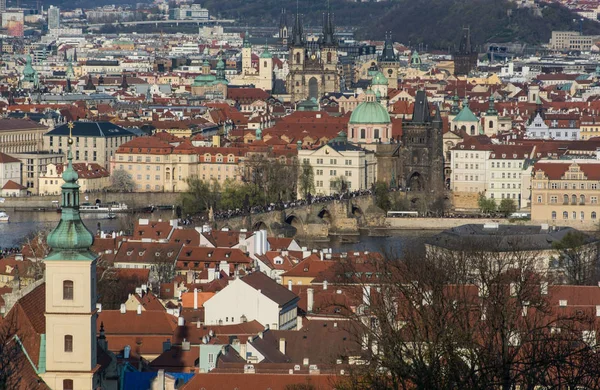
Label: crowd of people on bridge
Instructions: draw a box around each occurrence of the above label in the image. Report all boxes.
[212,189,374,221]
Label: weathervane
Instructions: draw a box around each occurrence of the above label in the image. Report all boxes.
[67,121,74,145]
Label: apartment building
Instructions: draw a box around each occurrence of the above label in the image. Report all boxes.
[485,145,531,206]
[450,140,491,194]
[549,31,599,51]
[39,162,110,195]
[111,137,198,192]
[196,146,244,185]
[0,118,48,154]
[297,132,377,197]
[531,160,600,228]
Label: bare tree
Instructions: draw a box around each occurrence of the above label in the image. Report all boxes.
[552,230,599,285]
[334,239,600,390]
[109,168,136,192]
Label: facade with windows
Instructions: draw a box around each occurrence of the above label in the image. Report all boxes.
[297,132,376,198]
[44,121,136,169]
[111,136,198,192]
[531,160,600,228]
[485,145,530,206]
[450,143,490,194]
[526,113,580,140]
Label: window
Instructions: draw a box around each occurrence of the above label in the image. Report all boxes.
[329,170,336,176]
[64,335,73,352]
[573,211,577,220]
[593,212,597,220]
[563,211,568,220]
[580,195,585,204]
[550,196,557,204]
[63,280,73,300]
[360,129,366,139]
[537,195,542,203]
[63,380,73,390]
[581,211,585,220]
[552,211,557,220]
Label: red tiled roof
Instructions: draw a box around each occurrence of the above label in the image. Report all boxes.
[180,373,338,390]
[0,151,20,163]
[2,180,26,190]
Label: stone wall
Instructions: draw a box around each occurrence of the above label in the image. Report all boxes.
[452,191,479,210]
[1,192,179,209]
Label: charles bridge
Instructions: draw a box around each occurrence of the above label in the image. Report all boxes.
[214,195,386,239]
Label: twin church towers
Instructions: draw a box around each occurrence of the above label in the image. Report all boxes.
[280,4,341,102]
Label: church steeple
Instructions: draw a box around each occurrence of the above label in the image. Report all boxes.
[291,2,304,47]
[380,32,398,62]
[322,0,336,46]
[46,121,95,261]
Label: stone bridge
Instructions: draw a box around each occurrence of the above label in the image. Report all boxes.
[214,195,385,239]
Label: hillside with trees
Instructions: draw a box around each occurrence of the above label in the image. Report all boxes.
[203,0,600,49]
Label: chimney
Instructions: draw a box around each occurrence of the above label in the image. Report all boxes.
[182,338,191,351]
[323,280,328,290]
[178,316,185,326]
[120,304,126,314]
[137,304,142,315]
[279,338,286,355]
[96,303,102,313]
[194,288,198,310]
[288,280,292,291]
[307,288,314,312]
[596,305,600,317]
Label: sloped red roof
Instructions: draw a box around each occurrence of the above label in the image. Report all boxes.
[2,180,26,190]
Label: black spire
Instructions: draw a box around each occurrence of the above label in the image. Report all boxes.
[66,78,72,93]
[279,8,287,29]
[459,26,472,54]
[322,0,336,46]
[380,32,397,62]
[433,103,442,129]
[411,90,431,124]
[73,48,77,62]
[291,1,304,47]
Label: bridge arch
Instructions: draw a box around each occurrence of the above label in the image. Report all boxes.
[284,214,304,232]
[318,208,332,224]
[351,205,363,218]
[252,221,268,232]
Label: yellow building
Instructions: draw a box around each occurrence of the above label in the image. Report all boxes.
[111,136,199,192]
[579,116,600,140]
[531,160,600,229]
[197,146,244,184]
[0,118,48,154]
[39,162,110,195]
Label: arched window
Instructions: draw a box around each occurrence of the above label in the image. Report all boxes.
[327,52,332,63]
[63,280,73,300]
[572,194,577,204]
[360,129,366,139]
[295,52,300,64]
[592,212,597,220]
[470,125,475,135]
[63,379,73,390]
[563,194,569,204]
[263,61,267,68]
[551,211,557,220]
[580,195,585,204]
[488,120,494,129]
[64,335,73,352]
[563,211,568,219]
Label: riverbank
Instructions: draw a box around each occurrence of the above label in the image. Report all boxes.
[0,192,179,209]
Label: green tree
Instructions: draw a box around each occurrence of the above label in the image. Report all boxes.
[298,160,315,199]
[109,168,136,192]
[374,181,391,212]
[220,179,262,211]
[478,194,496,213]
[179,178,220,215]
[498,198,517,216]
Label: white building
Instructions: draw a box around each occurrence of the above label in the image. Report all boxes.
[203,272,299,330]
[0,151,21,190]
[485,145,531,206]
[526,113,580,140]
[297,131,377,198]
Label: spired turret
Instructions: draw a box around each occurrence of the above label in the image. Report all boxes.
[46,123,95,261]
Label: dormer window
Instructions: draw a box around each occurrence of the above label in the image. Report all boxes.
[127,250,133,256]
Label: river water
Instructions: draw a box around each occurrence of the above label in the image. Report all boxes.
[0,209,438,254]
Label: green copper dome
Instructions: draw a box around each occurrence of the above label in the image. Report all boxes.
[349,90,391,124]
[371,71,388,86]
[453,98,478,122]
[260,46,272,59]
[46,140,95,261]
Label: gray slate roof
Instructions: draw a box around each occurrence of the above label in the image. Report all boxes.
[427,224,598,252]
[242,272,299,307]
[47,121,136,138]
